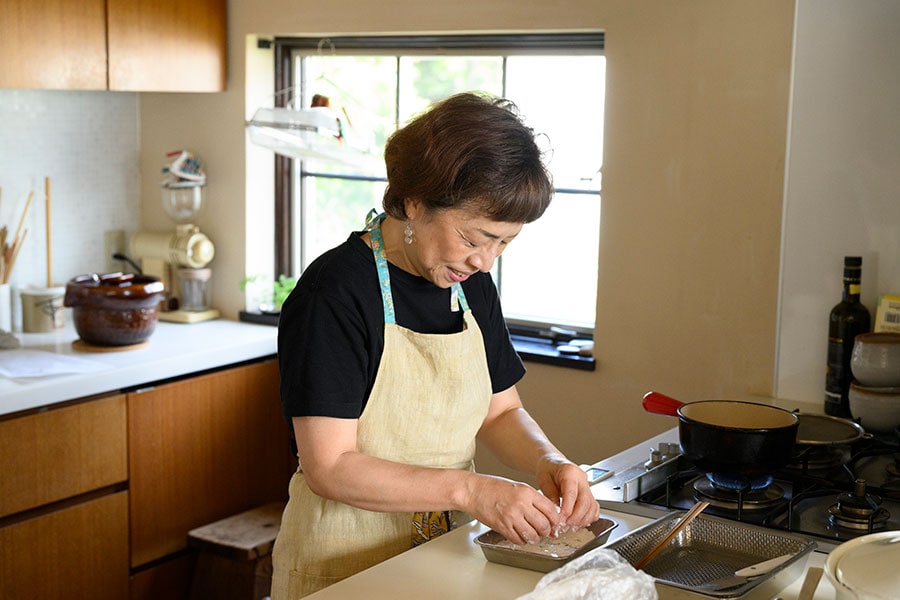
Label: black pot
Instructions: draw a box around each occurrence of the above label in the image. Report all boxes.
[643,392,800,479]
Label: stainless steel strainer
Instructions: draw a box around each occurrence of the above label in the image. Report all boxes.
[606,512,816,599]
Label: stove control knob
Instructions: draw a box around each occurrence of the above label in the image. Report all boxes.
[660,442,680,458]
[644,448,661,469]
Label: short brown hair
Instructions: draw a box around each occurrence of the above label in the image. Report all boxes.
[382,92,552,223]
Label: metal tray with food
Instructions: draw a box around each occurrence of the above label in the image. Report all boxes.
[606,511,816,599]
[475,512,618,573]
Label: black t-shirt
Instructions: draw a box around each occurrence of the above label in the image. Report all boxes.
[277,231,526,419]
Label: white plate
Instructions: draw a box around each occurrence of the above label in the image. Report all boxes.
[825,531,900,599]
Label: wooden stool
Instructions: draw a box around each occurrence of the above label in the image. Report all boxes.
[188,502,285,600]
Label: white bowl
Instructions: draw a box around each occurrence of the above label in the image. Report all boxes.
[850,332,900,387]
[825,531,900,599]
[848,382,900,434]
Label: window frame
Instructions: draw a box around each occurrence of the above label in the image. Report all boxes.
[270,34,604,368]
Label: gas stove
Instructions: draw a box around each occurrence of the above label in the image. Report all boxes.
[594,431,900,553]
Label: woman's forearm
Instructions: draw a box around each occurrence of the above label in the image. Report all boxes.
[477,404,568,476]
[303,447,477,513]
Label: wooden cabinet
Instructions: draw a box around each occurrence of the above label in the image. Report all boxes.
[0,394,128,519]
[0,492,130,600]
[0,395,129,600]
[128,359,295,569]
[0,359,291,600]
[108,0,227,92]
[0,0,107,90]
[0,0,226,91]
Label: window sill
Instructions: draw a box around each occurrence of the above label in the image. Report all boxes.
[239,310,280,326]
[239,312,596,371]
[510,335,596,371]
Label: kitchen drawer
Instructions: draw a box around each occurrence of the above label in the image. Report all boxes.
[0,490,130,600]
[0,394,128,518]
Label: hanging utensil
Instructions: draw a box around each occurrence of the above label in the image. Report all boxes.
[634,500,709,570]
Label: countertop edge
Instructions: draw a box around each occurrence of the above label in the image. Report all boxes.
[0,319,278,417]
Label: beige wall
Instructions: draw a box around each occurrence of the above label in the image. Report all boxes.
[138,0,795,476]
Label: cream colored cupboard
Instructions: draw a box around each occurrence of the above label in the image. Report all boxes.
[0,0,226,91]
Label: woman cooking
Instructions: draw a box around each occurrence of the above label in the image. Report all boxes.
[271,92,599,598]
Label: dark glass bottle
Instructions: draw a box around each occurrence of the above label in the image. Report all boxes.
[824,256,871,417]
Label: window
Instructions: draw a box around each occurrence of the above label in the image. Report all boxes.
[272,34,604,336]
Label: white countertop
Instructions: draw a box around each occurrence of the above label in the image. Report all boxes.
[0,318,278,417]
[305,514,834,600]
[307,430,838,600]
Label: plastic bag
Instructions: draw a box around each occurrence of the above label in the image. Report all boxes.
[516,548,658,600]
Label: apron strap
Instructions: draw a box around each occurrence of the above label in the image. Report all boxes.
[367,213,468,323]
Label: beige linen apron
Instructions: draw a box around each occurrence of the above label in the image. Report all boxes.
[271,214,493,599]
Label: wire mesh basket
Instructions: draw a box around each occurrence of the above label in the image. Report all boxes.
[606,512,816,598]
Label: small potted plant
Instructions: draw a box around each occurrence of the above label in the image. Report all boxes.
[240,274,297,324]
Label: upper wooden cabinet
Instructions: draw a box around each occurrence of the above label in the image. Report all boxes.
[0,0,226,92]
[0,0,108,90]
[108,0,227,92]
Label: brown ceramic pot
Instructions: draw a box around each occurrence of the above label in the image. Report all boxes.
[64,273,165,346]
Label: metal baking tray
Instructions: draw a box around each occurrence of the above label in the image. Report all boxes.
[605,512,816,599]
[475,513,618,573]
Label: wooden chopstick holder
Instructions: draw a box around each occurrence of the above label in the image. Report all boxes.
[634,500,710,570]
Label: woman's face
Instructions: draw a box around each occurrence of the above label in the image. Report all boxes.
[405,203,523,289]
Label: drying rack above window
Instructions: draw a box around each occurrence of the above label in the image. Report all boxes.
[247,38,384,171]
[246,102,382,171]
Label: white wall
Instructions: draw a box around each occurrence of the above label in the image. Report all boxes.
[0,90,140,329]
[776,0,900,405]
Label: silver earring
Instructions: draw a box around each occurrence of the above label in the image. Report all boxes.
[404,221,413,245]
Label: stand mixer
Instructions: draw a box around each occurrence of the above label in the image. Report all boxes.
[130,161,220,323]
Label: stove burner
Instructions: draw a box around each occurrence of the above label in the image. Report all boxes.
[828,479,891,530]
[787,447,846,472]
[887,461,900,479]
[706,472,774,490]
[693,477,785,511]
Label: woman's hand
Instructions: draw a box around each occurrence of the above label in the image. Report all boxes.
[535,458,599,533]
[464,473,564,546]
[475,386,600,540]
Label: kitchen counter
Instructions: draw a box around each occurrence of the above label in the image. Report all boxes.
[306,429,837,600]
[0,318,278,417]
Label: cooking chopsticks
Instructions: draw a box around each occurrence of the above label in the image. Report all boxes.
[2,190,34,284]
[634,500,710,570]
[45,176,52,287]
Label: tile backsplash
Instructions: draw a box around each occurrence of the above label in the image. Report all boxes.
[0,89,140,328]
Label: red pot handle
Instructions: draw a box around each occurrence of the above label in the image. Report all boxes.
[642,391,684,417]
